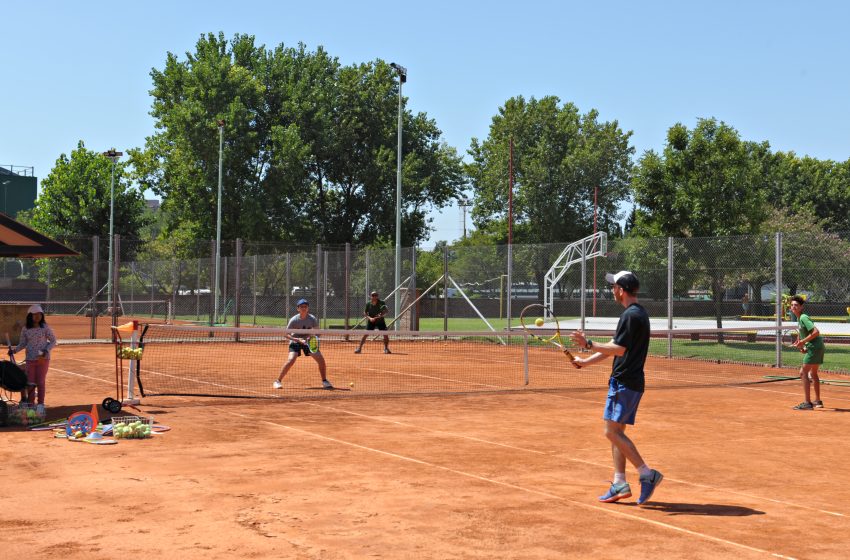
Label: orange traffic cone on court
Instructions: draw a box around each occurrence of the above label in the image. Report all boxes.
[90,404,100,427]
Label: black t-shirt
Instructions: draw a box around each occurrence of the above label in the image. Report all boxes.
[611,303,650,392]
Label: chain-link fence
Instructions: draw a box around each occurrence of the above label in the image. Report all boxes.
[1,232,849,344]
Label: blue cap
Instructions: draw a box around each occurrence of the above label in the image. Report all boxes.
[296,298,309,307]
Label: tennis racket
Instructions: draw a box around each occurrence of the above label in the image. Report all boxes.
[308,335,320,353]
[519,304,581,368]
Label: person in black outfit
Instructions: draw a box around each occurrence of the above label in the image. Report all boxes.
[570,271,663,506]
[354,291,391,354]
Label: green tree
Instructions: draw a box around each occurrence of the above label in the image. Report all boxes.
[131,32,464,250]
[632,118,772,327]
[468,96,633,244]
[467,96,633,299]
[28,141,150,294]
[764,152,850,233]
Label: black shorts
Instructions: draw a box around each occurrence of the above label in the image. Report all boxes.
[289,341,312,356]
[366,318,388,331]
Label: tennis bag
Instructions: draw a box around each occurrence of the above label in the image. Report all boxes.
[0,361,27,392]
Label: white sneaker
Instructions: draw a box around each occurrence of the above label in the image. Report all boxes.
[322,380,334,389]
[272,381,283,389]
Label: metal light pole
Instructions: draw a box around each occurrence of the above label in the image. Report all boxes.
[102,149,123,314]
[390,62,406,329]
[213,120,225,325]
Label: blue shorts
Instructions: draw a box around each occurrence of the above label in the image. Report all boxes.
[603,377,644,425]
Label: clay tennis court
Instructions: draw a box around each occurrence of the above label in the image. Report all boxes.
[3,340,850,559]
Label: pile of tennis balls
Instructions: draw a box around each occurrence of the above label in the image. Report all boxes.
[112,420,152,439]
[9,405,45,426]
[118,347,143,360]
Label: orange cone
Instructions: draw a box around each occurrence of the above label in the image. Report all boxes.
[90,403,100,427]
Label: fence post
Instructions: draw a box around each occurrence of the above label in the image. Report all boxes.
[252,254,257,326]
[580,243,587,331]
[506,243,513,331]
[209,239,216,325]
[323,250,329,328]
[235,238,242,331]
[315,244,322,320]
[196,258,201,321]
[112,234,120,328]
[91,235,99,339]
[668,237,674,358]
[443,244,449,332]
[410,246,417,330]
[365,249,370,300]
[285,252,291,320]
[344,243,351,330]
[775,232,783,367]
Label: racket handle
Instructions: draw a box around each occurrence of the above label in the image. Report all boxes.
[563,349,582,369]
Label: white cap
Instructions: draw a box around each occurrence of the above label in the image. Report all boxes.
[27,304,44,314]
[605,271,640,292]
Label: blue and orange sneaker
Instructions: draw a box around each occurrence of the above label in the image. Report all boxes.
[637,470,663,505]
[599,481,632,503]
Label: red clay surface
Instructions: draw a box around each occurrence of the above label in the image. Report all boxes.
[3,343,850,559]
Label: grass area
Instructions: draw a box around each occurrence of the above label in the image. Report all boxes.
[635,337,850,374]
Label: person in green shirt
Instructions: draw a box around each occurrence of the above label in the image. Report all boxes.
[354,291,391,354]
[789,295,825,410]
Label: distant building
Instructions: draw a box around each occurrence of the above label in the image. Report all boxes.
[145,199,161,212]
[0,165,37,217]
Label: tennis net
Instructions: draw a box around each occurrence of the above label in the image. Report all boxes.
[132,324,849,399]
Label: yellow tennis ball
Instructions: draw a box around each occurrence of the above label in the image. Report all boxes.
[535,318,544,327]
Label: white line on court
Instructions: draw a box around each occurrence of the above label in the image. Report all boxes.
[228,410,797,560]
[307,397,846,519]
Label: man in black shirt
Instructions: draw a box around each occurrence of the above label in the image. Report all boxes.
[354,291,391,354]
[570,271,662,506]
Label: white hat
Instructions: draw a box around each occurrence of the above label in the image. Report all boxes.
[605,271,640,292]
[27,304,44,314]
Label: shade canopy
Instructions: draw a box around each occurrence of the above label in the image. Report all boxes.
[0,213,79,258]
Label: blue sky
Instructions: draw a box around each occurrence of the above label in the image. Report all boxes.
[2,1,849,247]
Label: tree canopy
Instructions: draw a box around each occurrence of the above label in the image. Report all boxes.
[30,140,150,258]
[130,33,464,252]
[467,96,634,244]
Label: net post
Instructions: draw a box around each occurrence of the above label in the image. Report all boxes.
[775,232,783,367]
[91,235,99,339]
[523,332,529,385]
[667,236,674,358]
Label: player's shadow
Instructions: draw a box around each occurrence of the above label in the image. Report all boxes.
[634,502,765,516]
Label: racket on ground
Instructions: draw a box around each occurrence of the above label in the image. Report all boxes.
[519,304,581,368]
